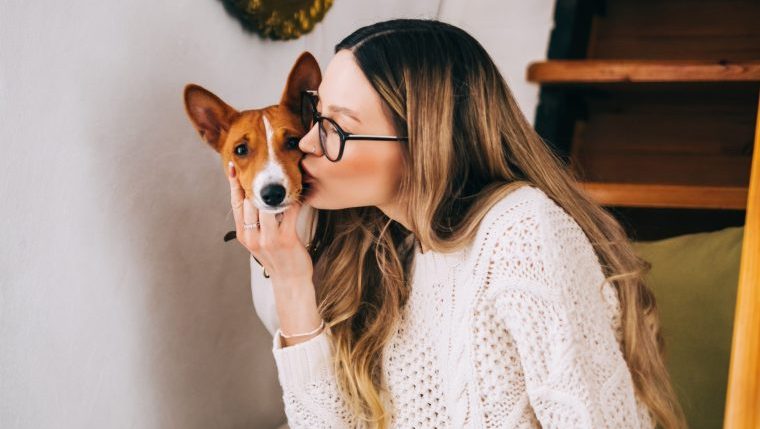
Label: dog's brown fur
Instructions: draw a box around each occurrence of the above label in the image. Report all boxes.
[183,51,322,210]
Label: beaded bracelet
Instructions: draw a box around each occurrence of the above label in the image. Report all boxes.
[280,319,325,338]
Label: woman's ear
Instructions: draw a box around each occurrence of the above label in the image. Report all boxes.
[183,83,239,152]
[279,51,322,117]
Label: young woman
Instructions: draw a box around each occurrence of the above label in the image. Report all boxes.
[227,18,687,429]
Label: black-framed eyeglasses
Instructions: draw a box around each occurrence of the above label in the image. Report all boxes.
[300,89,408,162]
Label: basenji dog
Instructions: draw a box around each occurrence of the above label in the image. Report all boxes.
[183,51,321,243]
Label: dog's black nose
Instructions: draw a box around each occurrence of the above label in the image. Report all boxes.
[261,184,286,206]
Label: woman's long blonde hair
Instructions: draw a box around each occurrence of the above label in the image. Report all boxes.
[307,18,687,429]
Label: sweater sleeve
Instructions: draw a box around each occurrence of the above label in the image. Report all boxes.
[270,326,359,428]
[488,193,653,428]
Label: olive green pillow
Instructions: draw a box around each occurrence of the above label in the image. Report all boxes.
[631,226,744,429]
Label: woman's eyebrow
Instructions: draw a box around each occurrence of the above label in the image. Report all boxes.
[315,89,362,124]
[328,105,362,124]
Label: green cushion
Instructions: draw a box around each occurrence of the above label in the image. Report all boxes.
[631,225,744,429]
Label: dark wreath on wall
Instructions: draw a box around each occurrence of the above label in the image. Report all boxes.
[219,0,334,40]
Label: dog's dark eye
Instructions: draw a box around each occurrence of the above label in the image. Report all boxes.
[234,140,249,156]
[285,136,300,150]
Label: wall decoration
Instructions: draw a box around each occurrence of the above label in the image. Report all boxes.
[219,0,334,40]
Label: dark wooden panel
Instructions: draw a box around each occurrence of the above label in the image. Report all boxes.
[608,206,746,240]
[569,85,757,186]
[588,0,760,60]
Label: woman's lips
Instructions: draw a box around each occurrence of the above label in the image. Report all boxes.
[301,165,316,198]
[300,162,316,183]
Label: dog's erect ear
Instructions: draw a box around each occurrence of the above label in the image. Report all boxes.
[184,84,238,152]
[279,51,322,122]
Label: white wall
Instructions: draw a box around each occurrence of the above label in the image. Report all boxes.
[0,1,553,427]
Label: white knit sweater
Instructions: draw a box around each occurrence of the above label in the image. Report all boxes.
[249,184,656,428]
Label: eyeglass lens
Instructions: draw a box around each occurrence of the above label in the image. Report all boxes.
[301,92,342,161]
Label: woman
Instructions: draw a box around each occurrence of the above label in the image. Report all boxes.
[228,18,686,429]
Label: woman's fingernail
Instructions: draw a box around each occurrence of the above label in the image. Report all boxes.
[228,161,235,177]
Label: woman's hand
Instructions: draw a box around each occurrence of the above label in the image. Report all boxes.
[228,161,323,346]
[227,161,313,286]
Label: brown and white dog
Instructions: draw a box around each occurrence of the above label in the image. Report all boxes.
[183,51,321,242]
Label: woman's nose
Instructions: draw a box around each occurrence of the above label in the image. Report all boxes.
[299,125,323,157]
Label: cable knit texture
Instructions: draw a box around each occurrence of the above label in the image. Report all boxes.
[250,184,656,428]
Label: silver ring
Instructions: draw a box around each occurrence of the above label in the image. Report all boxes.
[243,221,259,230]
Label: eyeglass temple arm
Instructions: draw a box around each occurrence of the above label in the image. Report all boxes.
[348,135,409,140]
[303,90,407,141]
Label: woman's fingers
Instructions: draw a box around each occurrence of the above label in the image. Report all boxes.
[280,201,302,241]
[242,198,260,241]
[258,210,279,245]
[228,161,245,229]
[226,158,303,279]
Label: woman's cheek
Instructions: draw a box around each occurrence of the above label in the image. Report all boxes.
[341,144,400,178]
